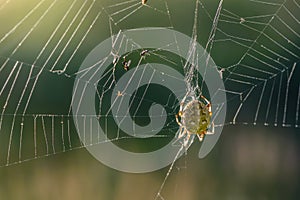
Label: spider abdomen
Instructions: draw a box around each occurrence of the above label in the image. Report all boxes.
[181,100,211,134]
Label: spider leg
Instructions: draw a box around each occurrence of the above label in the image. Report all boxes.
[175,114,183,126]
[208,104,212,114]
[172,128,186,146]
[200,95,210,105]
[184,133,195,149]
[179,101,184,113]
[197,133,204,142]
[177,128,186,139]
[174,112,186,146]
[183,133,191,148]
[173,125,186,141]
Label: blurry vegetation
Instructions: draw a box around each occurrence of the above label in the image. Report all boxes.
[0,126,299,200]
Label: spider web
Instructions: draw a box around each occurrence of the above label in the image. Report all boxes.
[0,0,299,199]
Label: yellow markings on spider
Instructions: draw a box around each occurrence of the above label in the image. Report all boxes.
[175,95,214,147]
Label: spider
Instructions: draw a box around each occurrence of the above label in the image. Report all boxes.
[122,56,131,71]
[142,0,148,5]
[140,49,149,57]
[175,94,214,147]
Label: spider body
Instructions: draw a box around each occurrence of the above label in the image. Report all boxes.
[122,57,131,71]
[176,95,214,147]
[140,50,149,57]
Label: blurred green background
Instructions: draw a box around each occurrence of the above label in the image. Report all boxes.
[0,0,299,199]
[0,127,299,200]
